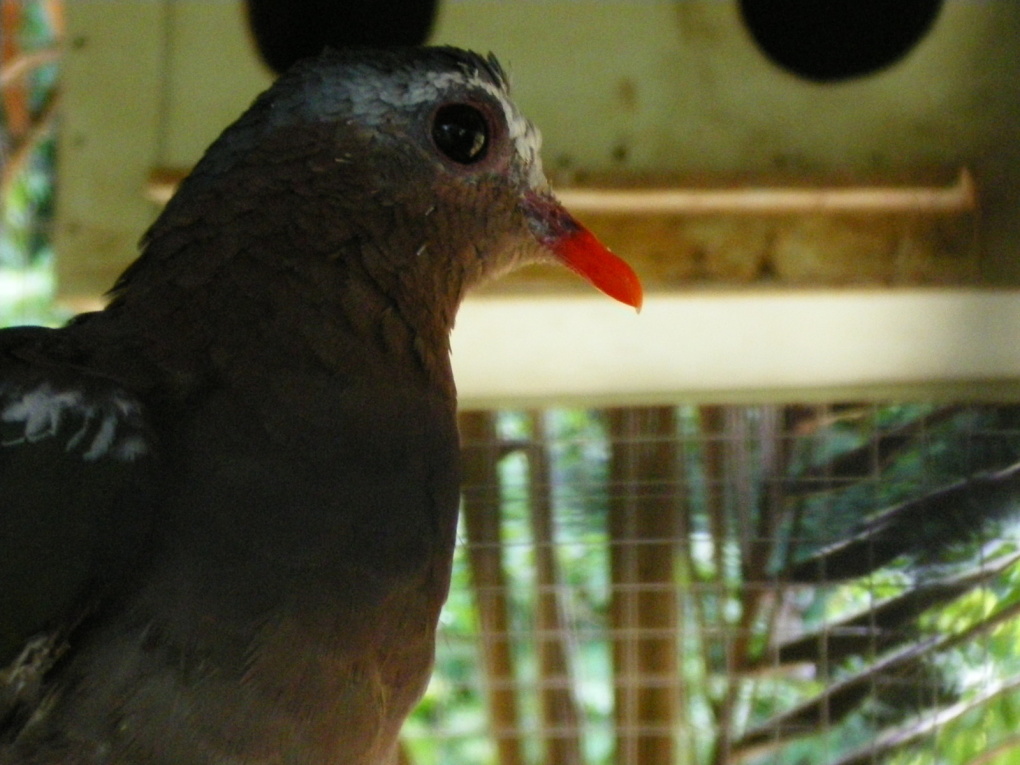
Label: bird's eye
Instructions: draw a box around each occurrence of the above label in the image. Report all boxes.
[431,104,489,165]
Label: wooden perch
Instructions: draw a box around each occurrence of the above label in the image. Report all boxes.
[148,167,977,215]
[556,169,976,215]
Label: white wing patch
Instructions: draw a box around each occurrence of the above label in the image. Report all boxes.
[1,382,149,462]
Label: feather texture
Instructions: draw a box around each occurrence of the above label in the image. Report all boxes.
[0,47,638,764]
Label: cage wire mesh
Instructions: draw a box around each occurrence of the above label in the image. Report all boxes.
[399,405,1020,765]
[0,0,61,327]
[6,4,1020,765]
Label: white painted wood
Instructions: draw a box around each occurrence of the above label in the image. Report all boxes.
[453,289,1020,406]
[556,170,976,215]
[54,1,168,299]
[54,1,1020,301]
[54,1,270,301]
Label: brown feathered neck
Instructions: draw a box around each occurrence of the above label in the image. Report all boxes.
[89,46,542,400]
[100,125,476,400]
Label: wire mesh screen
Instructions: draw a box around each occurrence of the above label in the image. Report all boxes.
[1,0,61,326]
[400,405,1020,765]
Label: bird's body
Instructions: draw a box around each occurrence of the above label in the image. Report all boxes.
[0,310,458,764]
[0,47,639,764]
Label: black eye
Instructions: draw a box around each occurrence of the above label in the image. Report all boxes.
[431,104,489,164]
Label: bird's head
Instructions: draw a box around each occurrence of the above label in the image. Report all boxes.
[127,47,640,347]
[285,46,642,310]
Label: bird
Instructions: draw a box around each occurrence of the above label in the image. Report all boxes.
[0,46,641,764]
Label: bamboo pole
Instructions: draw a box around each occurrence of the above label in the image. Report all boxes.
[459,411,525,765]
[607,407,681,765]
[528,412,585,765]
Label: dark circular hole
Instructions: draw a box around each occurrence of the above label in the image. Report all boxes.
[739,0,944,83]
[245,0,438,74]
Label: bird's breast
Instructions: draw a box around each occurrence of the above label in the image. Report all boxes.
[35,380,463,763]
[172,376,461,575]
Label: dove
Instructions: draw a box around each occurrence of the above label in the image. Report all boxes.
[0,46,640,764]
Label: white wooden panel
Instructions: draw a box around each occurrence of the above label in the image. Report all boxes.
[432,2,1019,177]
[52,2,1020,404]
[56,1,1020,301]
[55,1,168,298]
[453,289,1020,407]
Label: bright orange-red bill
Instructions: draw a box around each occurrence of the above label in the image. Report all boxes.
[522,192,643,310]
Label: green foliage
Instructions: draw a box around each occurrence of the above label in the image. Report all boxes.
[1,136,56,271]
[8,11,1020,761]
[406,405,1020,765]
[1,0,62,327]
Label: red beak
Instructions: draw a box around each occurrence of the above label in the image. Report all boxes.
[522,192,643,310]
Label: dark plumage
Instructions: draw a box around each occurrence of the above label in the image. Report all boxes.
[0,47,640,764]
